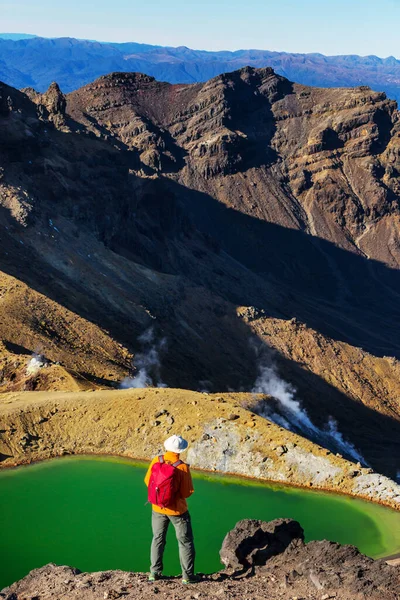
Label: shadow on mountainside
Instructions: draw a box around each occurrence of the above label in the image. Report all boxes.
[1,204,400,477]
[1,98,400,476]
[162,177,400,360]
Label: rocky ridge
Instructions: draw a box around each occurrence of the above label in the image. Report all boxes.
[1,519,399,600]
[67,68,400,267]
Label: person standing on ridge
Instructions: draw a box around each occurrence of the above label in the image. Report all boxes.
[144,434,197,584]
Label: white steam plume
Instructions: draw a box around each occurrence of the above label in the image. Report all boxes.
[121,327,167,389]
[252,363,318,434]
[26,354,47,376]
[325,416,364,464]
[252,357,366,465]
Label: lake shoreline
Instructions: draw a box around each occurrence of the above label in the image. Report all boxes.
[2,449,400,522]
[2,454,400,582]
[1,388,400,513]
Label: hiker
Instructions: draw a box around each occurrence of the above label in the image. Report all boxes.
[144,434,196,584]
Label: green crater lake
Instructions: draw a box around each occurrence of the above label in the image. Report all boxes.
[1,456,400,590]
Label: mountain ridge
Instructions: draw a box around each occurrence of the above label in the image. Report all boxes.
[1,35,400,102]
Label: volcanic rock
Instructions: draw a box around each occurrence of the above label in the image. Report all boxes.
[219,518,305,570]
[40,82,66,118]
[1,519,399,600]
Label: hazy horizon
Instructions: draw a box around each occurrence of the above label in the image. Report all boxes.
[1,31,399,62]
[1,0,399,59]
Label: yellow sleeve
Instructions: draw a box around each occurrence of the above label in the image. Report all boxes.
[144,457,157,487]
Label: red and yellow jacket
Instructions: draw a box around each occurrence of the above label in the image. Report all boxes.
[144,451,194,516]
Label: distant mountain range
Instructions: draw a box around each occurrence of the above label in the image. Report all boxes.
[0,34,400,101]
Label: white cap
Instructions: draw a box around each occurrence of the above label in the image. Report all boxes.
[164,435,189,453]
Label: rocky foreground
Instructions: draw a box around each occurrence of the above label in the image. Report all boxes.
[2,519,399,600]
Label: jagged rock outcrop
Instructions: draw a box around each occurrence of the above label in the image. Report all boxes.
[38,82,67,127]
[1,519,399,600]
[24,81,67,126]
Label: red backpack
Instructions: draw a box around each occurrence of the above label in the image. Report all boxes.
[147,455,183,508]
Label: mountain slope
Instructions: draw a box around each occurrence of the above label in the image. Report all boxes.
[0,69,400,476]
[1,36,400,101]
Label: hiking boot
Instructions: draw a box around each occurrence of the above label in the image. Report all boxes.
[148,573,161,582]
[182,575,199,584]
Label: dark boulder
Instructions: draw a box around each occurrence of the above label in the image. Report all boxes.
[219,518,304,571]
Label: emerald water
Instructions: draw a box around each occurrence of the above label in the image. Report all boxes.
[1,456,400,590]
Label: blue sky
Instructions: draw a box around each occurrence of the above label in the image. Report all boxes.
[1,0,400,57]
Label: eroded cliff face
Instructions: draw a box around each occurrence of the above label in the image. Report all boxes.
[0,69,400,477]
[66,68,400,265]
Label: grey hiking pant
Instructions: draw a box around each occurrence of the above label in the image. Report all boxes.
[150,510,195,579]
